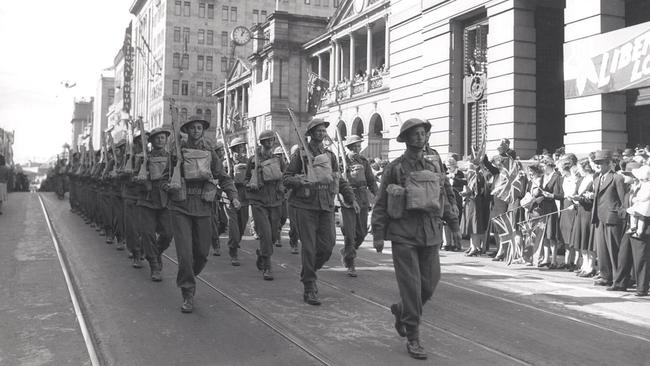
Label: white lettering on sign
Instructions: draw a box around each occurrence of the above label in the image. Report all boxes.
[595,30,650,86]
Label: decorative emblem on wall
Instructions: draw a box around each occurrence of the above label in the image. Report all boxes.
[469,74,487,101]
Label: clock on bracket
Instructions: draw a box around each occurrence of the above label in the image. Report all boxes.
[231,26,252,46]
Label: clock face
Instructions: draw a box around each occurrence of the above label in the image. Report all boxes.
[231,26,251,46]
[353,0,365,13]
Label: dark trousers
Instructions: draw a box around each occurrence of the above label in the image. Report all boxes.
[392,243,440,341]
[594,223,621,282]
[171,210,211,291]
[614,232,650,292]
[124,198,141,254]
[139,206,172,271]
[110,195,124,242]
[251,205,281,257]
[340,205,369,266]
[288,205,299,248]
[275,200,289,245]
[210,202,226,250]
[101,192,113,235]
[226,204,249,253]
[295,207,336,291]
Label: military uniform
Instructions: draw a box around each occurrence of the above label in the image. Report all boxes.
[283,119,357,305]
[371,118,459,360]
[225,137,249,265]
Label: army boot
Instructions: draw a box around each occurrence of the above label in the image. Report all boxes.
[181,288,195,313]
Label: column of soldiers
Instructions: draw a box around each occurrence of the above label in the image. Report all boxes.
[65,115,455,360]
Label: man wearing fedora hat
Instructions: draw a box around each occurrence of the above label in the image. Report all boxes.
[283,118,358,305]
[168,116,239,313]
[226,136,250,266]
[591,149,627,287]
[372,118,460,360]
[339,134,378,277]
[136,127,174,281]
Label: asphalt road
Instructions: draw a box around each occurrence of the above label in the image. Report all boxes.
[4,192,649,366]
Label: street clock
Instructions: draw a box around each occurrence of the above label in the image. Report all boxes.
[231,26,252,46]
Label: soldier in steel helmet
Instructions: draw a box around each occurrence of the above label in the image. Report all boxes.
[225,136,250,266]
[245,130,287,280]
[210,140,228,257]
[135,127,173,282]
[272,146,291,250]
[167,116,239,313]
[283,118,359,305]
[372,118,460,360]
[339,134,378,277]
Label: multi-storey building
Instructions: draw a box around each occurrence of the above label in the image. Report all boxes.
[129,0,337,133]
[93,75,115,145]
[70,98,94,152]
[107,48,126,132]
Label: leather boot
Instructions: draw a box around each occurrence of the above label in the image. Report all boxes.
[406,339,427,360]
[181,288,194,313]
[262,258,274,281]
[303,290,321,305]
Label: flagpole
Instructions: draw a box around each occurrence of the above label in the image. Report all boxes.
[517,206,575,228]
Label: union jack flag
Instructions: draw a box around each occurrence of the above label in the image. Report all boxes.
[492,212,516,248]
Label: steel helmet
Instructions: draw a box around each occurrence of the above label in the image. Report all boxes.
[258,130,275,141]
[229,137,247,149]
[396,118,431,143]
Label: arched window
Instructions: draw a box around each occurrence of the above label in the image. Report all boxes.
[196,108,203,118]
[205,109,212,122]
[180,107,188,122]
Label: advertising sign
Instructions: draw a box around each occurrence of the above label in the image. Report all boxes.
[565,21,650,98]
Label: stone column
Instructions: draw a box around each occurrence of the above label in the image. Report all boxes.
[329,44,335,84]
[349,33,356,81]
[486,1,537,158]
[217,98,222,127]
[366,23,374,77]
[384,15,390,71]
[333,40,340,83]
[564,0,627,154]
[317,54,323,78]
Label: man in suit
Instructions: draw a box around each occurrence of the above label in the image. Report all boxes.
[591,150,626,286]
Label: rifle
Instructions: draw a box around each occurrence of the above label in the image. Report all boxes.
[123,119,134,174]
[108,133,119,177]
[274,131,290,163]
[99,131,106,164]
[335,126,348,182]
[136,117,149,182]
[168,98,183,190]
[287,108,316,182]
[249,120,261,189]
[218,125,233,175]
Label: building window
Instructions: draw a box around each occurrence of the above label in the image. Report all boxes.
[196,108,203,117]
[197,55,204,71]
[173,53,180,68]
[261,10,267,20]
[198,2,205,17]
[206,30,213,45]
[207,3,214,19]
[182,27,190,44]
[181,81,188,96]
[183,1,191,16]
[222,6,229,21]
[221,31,228,47]
[205,109,212,122]
[206,82,212,94]
[230,7,237,22]
[174,1,181,15]
[172,80,179,95]
[206,56,213,71]
[198,29,205,44]
[180,107,188,121]
[221,57,228,72]
[182,54,189,69]
[108,88,115,105]
[197,82,203,97]
[253,9,259,23]
[173,27,181,42]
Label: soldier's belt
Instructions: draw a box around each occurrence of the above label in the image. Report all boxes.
[186,187,203,195]
[315,183,330,190]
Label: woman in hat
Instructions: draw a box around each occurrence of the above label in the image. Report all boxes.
[168,116,239,313]
[535,156,564,268]
[558,154,579,270]
[571,158,596,277]
[460,159,489,256]
[443,157,466,252]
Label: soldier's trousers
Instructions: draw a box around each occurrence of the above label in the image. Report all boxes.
[391,243,440,341]
[226,204,249,254]
[101,192,113,235]
[110,195,124,242]
[124,198,141,254]
[340,205,369,266]
[294,207,336,291]
[251,205,281,258]
[288,205,299,248]
[171,210,211,291]
[275,201,289,245]
[211,202,226,250]
[139,206,172,271]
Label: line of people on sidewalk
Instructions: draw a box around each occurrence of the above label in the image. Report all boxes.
[56,115,460,360]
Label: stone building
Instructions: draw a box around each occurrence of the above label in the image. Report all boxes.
[93,75,115,145]
[70,98,94,152]
[128,0,337,132]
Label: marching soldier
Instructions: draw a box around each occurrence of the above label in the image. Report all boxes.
[226,137,249,266]
[273,146,289,249]
[168,115,239,313]
[339,135,378,277]
[121,133,146,268]
[245,130,287,281]
[286,145,301,255]
[283,119,358,305]
[100,151,115,243]
[110,141,127,251]
[211,141,227,257]
[372,118,460,360]
[136,127,173,282]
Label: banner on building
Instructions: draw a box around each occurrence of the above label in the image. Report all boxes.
[565,21,650,98]
[122,21,133,114]
[306,72,329,116]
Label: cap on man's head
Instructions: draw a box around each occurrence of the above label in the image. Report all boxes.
[593,150,613,163]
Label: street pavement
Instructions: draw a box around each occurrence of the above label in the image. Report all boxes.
[2,191,649,366]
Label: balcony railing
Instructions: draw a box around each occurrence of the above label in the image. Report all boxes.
[319,71,389,111]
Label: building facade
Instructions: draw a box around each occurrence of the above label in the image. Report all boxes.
[93,75,115,145]
[129,0,337,133]
[70,98,94,152]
